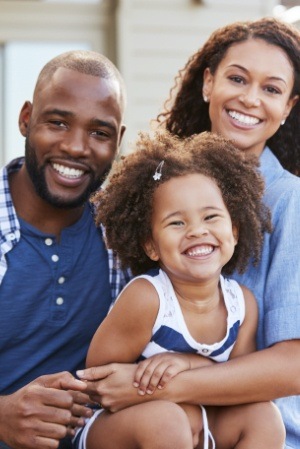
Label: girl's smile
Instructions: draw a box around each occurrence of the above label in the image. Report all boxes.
[144,173,238,288]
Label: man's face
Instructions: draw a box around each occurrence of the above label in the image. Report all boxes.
[20,67,125,208]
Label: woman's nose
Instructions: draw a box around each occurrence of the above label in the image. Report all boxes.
[239,87,261,108]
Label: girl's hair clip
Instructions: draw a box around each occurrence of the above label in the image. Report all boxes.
[153,161,165,181]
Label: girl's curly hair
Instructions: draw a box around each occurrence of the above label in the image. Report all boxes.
[157,17,300,176]
[92,131,271,276]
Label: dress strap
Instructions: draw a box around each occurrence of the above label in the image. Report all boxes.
[200,405,215,449]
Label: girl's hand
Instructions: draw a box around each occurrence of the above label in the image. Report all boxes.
[133,353,191,395]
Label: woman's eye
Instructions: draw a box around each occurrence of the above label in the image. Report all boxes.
[229,75,245,84]
[265,86,281,95]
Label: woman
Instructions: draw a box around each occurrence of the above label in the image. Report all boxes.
[78,17,300,449]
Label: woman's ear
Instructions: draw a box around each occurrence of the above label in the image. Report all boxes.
[202,67,214,102]
[143,239,159,261]
[19,101,32,137]
[283,94,299,123]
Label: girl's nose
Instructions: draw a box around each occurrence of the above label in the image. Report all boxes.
[186,223,208,238]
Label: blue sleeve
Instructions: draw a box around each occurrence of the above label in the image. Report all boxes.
[264,189,300,346]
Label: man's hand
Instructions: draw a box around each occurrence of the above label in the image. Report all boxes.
[77,364,145,412]
[0,372,87,449]
[66,390,95,436]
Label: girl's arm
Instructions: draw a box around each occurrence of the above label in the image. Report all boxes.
[86,278,159,368]
[229,285,258,358]
[133,283,256,393]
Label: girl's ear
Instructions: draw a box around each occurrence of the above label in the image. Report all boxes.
[232,225,239,246]
[19,101,32,137]
[143,239,159,261]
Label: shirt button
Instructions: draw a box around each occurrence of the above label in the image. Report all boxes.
[201,348,209,354]
[56,297,64,305]
[51,255,59,262]
[58,277,65,284]
[7,233,16,241]
[45,238,53,246]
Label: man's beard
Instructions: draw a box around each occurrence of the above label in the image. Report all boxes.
[25,137,109,209]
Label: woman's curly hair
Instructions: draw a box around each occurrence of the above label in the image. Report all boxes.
[157,17,300,176]
[92,131,271,276]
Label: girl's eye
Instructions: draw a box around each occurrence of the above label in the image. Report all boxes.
[169,221,184,227]
[205,214,218,221]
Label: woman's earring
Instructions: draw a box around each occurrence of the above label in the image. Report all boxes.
[281,119,286,126]
[203,94,209,103]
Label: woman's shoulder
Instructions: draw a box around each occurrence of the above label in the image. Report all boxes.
[265,168,300,210]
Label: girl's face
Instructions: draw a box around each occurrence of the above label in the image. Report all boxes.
[203,39,298,157]
[144,174,238,286]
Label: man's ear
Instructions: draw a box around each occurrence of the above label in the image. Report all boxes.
[19,101,32,137]
[143,239,159,261]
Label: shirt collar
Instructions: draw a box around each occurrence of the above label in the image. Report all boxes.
[259,146,284,191]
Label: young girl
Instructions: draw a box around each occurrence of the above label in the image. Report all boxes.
[76,131,284,449]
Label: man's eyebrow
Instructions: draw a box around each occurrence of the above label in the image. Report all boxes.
[42,110,117,131]
[43,108,74,118]
[90,118,117,132]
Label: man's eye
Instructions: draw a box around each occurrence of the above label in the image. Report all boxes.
[91,130,110,137]
[50,120,66,127]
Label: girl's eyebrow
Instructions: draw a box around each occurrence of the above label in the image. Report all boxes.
[161,211,182,224]
[161,206,223,223]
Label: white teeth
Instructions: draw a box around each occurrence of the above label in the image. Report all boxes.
[52,163,84,179]
[228,110,260,126]
[186,246,213,257]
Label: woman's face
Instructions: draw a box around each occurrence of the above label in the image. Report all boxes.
[203,38,298,157]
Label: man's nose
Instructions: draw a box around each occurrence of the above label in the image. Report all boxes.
[60,129,87,156]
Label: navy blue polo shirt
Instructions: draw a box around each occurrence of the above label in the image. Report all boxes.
[0,204,111,394]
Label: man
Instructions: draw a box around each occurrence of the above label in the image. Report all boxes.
[0,50,130,449]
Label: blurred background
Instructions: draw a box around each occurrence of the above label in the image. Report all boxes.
[0,0,299,163]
